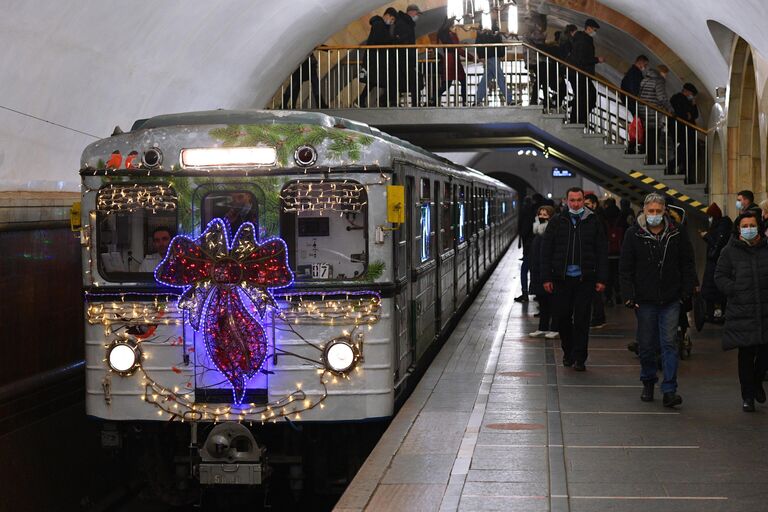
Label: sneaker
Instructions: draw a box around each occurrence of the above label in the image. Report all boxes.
[743,398,756,412]
[562,357,574,367]
[514,294,529,303]
[545,331,560,339]
[573,361,586,372]
[590,322,606,329]
[529,330,547,337]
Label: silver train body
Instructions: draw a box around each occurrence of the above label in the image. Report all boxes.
[79,110,517,429]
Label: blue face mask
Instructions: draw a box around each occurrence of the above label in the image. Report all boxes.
[741,226,758,241]
[736,200,743,210]
[646,214,663,227]
[569,207,584,216]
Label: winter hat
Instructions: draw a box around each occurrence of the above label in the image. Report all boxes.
[683,83,698,95]
[705,202,722,219]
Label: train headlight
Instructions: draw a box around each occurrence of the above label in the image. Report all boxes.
[142,147,163,169]
[322,338,359,375]
[107,340,141,376]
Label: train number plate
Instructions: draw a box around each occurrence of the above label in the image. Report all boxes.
[311,263,331,279]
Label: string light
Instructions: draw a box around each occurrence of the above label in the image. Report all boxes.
[96,184,177,213]
[281,180,366,215]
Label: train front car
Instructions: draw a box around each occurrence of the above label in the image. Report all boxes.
[80,111,397,488]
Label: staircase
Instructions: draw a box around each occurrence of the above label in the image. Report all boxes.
[270,42,709,215]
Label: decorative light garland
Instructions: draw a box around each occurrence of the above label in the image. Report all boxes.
[96,184,177,213]
[280,180,366,215]
[278,292,381,326]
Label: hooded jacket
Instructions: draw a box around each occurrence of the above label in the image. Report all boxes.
[715,236,768,350]
[364,16,396,86]
[619,214,697,305]
[539,208,609,283]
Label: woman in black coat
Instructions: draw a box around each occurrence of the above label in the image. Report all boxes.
[714,211,768,412]
[529,205,558,337]
[701,203,732,322]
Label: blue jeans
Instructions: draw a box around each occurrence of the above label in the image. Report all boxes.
[636,302,680,393]
[475,58,511,105]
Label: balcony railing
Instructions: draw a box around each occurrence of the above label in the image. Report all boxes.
[270,42,708,188]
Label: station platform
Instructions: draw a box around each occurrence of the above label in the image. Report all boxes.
[335,246,768,512]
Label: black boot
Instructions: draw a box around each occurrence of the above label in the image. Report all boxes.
[663,392,682,408]
[743,398,756,412]
[641,382,654,402]
[756,383,766,403]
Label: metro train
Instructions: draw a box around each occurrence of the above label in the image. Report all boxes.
[77,110,517,500]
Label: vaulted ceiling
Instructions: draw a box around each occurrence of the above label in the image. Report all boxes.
[2,0,766,191]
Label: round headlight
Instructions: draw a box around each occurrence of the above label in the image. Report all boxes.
[294,145,317,167]
[107,341,140,376]
[322,338,359,375]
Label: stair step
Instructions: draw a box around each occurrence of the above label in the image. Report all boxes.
[542,114,566,119]
[604,144,626,150]
[562,124,586,130]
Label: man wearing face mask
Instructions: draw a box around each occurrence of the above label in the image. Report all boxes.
[393,4,422,106]
[619,193,697,408]
[736,189,761,218]
[357,8,398,107]
[567,19,605,125]
[541,187,609,371]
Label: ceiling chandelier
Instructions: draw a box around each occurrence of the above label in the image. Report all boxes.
[447,0,519,33]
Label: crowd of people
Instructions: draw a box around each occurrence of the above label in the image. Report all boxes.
[518,188,768,412]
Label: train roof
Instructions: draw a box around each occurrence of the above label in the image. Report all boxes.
[117,110,511,191]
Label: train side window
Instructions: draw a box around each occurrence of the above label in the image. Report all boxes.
[457,185,466,243]
[418,178,431,263]
[484,194,490,227]
[441,182,452,253]
[280,180,368,281]
[202,191,258,236]
[95,186,177,281]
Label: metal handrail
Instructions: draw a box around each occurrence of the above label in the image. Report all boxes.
[271,42,707,187]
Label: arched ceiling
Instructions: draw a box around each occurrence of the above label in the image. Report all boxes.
[2,0,767,192]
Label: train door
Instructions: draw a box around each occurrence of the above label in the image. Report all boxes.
[393,168,413,388]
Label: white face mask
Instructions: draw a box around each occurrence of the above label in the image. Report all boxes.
[411,14,420,21]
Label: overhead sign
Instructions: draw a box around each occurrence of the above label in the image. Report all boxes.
[552,167,574,178]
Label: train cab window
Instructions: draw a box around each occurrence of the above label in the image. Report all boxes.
[457,185,466,243]
[441,182,452,253]
[202,191,258,236]
[96,192,177,280]
[280,180,368,281]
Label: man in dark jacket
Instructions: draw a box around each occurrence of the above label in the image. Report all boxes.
[620,193,697,408]
[669,82,700,182]
[393,5,421,106]
[541,187,609,370]
[357,9,397,107]
[620,54,648,113]
[568,19,605,125]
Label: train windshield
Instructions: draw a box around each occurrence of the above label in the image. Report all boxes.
[95,184,178,280]
[280,180,368,281]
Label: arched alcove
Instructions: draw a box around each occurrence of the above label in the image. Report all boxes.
[710,132,725,208]
[726,37,762,213]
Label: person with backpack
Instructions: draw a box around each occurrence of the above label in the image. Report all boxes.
[603,198,625,306]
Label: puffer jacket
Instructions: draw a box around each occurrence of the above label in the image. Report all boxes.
[540,208,609,283]
[701,216,732,302]
[619,214,697,305]
[528,220,549,295]
[714,236,768,350]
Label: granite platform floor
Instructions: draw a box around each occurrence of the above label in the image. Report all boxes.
[334,246,768,512]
